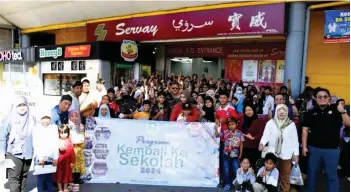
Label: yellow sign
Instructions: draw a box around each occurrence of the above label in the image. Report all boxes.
[121,40,138,62]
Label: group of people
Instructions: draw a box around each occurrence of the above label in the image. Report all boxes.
[0,71,349,192]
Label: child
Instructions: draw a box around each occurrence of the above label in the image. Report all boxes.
[98,104,112,118]
[253,153,279,192]
[54,124,75,192]
[94,95,115,118]
[233,158,255,192]
[68,110,85,191]
[176,102,193,122]
[33,112,59,192]
[215,118,244,191]
[132,100,151,120]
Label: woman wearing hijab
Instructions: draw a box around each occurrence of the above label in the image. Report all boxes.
[258,104,299,192]
[239,104,266,170]
[0,96,36,192]
[200,96,215,122]
[98,104,111,118]
[169,90,199,122]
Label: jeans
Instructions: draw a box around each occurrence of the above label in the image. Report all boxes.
[307,145,339,192]
[37,174,53,192]
[223,153,239,185]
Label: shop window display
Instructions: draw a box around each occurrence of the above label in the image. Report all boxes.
[43,73,86,96]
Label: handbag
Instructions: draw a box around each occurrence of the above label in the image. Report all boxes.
[290,163,304,186]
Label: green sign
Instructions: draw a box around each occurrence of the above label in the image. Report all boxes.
[115,63,133,69]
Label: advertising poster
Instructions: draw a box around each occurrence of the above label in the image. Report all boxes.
[241,60,258,82]
[83,118,219,187]
[224,59,242,82]
[275,60,285,83]
[324,10,350,43]
[141,65,152,78]
[258,60,276,83]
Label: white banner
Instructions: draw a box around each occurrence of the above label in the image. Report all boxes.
[83,118,219,187]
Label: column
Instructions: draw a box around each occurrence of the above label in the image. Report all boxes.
[20,34,30,48]
[284,2,306,98]
[155,44,165,72]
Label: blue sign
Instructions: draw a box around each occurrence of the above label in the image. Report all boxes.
[324,10,350,43]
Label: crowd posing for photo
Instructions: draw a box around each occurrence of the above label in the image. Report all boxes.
[0,71,349,192]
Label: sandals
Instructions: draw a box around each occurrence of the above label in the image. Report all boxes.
[72,184,80,192]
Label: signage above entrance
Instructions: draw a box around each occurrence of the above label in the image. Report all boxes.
[39,47,63,59]
[121,40,138,62]
[87,3,285,42]
[65,45,91,58]
[0,50,23,62]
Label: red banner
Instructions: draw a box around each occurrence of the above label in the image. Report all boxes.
[64,45,91,58]
[87,3,285,42]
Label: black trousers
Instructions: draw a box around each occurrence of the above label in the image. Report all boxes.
[219,142,224,183]
[6,154,32,192]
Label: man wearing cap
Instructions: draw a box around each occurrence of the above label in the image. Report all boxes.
[51,95,72,125]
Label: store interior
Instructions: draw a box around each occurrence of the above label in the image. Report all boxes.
[168,57,224,79]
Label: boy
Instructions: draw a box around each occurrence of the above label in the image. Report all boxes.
[150,92,170,121]
[33,112,59,192]
[253,153,279,192]
[233,158,255,192]
[132,100,151,120]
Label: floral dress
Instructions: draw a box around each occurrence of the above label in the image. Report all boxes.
[223,129,245,158]
[71,123,86,174]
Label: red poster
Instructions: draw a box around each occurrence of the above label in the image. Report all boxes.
[64,45,91,58]
[225,59,242,82]
[87,3,285,42]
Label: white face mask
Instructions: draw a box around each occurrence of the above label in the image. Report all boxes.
[16,104,28,115]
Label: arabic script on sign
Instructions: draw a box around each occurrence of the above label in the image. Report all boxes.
[172,19,214,32]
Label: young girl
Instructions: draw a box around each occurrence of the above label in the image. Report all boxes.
[233,158,255,192]
[33,112,59,192]
[215,118,244,191]
[98,104,112,118]
[177,102,193,122]
[54,124,75,192]
[68,110,85,191]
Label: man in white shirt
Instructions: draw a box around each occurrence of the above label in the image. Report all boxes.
[69,81,83,112]
[262,87,274,115]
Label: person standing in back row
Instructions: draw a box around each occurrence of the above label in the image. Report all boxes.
[302,87,350,192]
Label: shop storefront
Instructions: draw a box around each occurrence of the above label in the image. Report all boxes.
[35,41,155,97]
[0,48,36,87]
[86,3,287,85]
[166,43,286,85]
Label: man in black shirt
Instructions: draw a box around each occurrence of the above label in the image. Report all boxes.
[302,87,350,192]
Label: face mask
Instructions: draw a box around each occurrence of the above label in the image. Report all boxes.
[16,105,28,115]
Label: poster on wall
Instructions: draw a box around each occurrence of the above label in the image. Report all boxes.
[82,118,219,187]
[241,60,258,82]
[225,60,242,82]
[324,10,350,43]
[258,60,276,83]
[275,60,285,83]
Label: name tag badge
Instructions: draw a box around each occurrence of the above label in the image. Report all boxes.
[328,111,333,114]
[313,113,318,116]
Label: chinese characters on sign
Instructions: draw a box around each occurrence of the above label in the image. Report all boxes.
[324,10,350,43]
[87,3,285,42]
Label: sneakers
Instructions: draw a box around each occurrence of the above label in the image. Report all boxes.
[223,184,231,191]
[217,183,224,188]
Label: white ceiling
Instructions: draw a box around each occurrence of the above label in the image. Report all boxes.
[0,1,233,30]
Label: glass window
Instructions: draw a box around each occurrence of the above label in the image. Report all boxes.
[43,73,86,96]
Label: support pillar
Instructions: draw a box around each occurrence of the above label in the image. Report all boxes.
[284,2,306,98]
[20,34,30,48]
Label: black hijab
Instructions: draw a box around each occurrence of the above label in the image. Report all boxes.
[242,104,258,134]
[202,96,215,122]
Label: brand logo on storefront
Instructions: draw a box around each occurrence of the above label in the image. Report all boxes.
[0,50,23,61]
[39,47,63,59]
[121,40,138,62]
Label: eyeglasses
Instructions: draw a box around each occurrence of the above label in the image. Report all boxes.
[317,95,329,100]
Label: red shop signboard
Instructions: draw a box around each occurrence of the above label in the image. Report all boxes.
[87,3,285,42]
